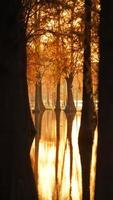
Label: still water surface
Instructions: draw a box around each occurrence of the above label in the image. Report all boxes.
[30,110,97,200]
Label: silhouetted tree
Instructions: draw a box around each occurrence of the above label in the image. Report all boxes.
[78,0,97,199]
[35,81,45,112]
[95,1,113,199]
[65,73,76,113]
[55,6,61,111]
[0,0,37,199]
[55,82,61,110]
[65,3,76,113]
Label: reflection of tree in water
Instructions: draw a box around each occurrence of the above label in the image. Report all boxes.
[41,111,56,142]
[54,110,78,200]
[31,110,83,200]
[30,110,44,198]
[65,112,75,200]
[55,110,60,200]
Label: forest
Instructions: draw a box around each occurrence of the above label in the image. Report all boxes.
[0,0,113,200]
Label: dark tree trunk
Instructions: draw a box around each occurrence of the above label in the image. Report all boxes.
[35,82,45,112]
[65,73,76,113]
[55,81,61,111]
[78,0,97,200]
[55,6,61,111]
[95,1,113,200]
[0,1,37,199]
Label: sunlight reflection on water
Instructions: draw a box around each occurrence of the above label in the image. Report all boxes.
[90,128,98,200]
[30,110,97,200]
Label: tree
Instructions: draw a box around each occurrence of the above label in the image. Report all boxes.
[65,1,76,113]
[27,3,46,112]
[78,0,97,199]
[0,0,37,199]
[55,6,62,111]
[95,1,113,199]
[27,0,84,111]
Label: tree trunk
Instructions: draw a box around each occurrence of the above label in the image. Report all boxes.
[78,1,97,200]
[34,5,45,113]
[35,82,45,112]
[0,1,37,199]
[65,74,76,113]
[95,1,113,200]
[55,81,61,111]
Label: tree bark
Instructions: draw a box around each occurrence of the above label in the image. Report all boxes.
[65,73,76,113]
[55,81,61,111]
[0,1,37,199]
[95,1,113,199]
[78,0,97,200]
[35,82,45,112]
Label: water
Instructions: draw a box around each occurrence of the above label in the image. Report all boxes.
[30,110,97,200]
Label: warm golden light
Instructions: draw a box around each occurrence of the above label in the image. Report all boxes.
[28,0,99,199]
[30,111,81,200]
[30,110,98,200]
[90,128,98,200]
